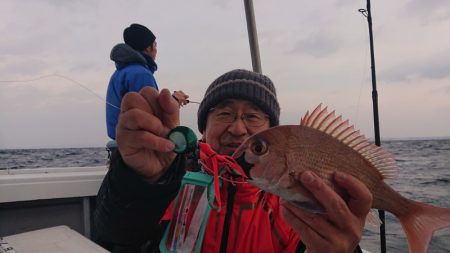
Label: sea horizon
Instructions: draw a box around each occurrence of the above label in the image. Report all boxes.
[1,136,450,151]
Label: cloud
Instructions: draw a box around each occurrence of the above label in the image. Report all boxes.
[334,0,361,8]
[380,50,450,82]
[210,0,232,9]
[68,62,103,73]
[44,0,92,8]
[0,57,50,78]
[290,33,341,58]
[404,0,450,23]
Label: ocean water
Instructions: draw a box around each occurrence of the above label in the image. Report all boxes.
[0,147,109,169]
[1,139,449,252]
[359,139,450,253]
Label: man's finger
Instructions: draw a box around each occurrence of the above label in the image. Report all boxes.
[281,201,337,237]
[298,171,351,228]
[121,91,153,114]
[119,108,171,137]
[117,98,176,152]
[334,171,373,217]
[139,87,162,118]
[118,129,175,153]
[281,203,327,250]
[159,88,181,129]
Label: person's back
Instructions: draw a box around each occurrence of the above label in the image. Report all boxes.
[106,23,159,140]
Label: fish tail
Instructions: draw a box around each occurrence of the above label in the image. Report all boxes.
[397,200,450,253]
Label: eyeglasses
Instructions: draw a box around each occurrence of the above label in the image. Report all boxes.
[209,108,269,128]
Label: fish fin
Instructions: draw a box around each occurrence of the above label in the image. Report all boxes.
[362,146,398,179]
[300,110,309,125]
[317,110,335,131]
[301,104,399,179]
[364,209,382,231]
[310,105,328,129]
[305,103,323,127]
[397,200,450,253]
[300,103,322,127]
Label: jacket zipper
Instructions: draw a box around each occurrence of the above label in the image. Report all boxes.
[219,184,236,253]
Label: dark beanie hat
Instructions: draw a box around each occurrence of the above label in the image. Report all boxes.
[197,69,280,133]
[123,23,156,51]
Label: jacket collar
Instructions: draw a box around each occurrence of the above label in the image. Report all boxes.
[110,43,158,73]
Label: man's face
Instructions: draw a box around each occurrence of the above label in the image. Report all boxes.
[203,99,270,155]
[146,41,157,60]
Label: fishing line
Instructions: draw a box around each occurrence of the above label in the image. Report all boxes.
[0,74,201,109]
[0,74,120,110]
[198,160,248,185]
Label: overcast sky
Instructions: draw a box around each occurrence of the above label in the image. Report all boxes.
[1,0,449,149]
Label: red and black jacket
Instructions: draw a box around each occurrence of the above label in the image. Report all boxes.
[93,151,362,253]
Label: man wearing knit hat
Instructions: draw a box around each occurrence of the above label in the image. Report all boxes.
[106,23,159,140]
[94,69,371,252]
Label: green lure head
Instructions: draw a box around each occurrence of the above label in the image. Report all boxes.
[167,126,198,154]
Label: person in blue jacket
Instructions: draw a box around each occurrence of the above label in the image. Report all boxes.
[106,23,159,140]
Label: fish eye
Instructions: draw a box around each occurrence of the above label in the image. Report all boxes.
[250,139,268,155]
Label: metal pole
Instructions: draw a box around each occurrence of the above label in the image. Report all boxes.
[82,197,91,238]
[243,0,262,73]
[360,0,386,252]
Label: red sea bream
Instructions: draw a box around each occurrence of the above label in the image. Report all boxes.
[233,104,450,253]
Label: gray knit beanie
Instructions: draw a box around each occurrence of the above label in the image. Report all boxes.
[197,69,280,133]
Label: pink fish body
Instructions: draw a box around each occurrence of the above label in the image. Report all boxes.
[233,104,450,253]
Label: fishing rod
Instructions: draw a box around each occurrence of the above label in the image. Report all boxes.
[359,1,387,252]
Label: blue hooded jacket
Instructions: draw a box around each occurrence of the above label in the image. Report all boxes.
[106,43,159,139]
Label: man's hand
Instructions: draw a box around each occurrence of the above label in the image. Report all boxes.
[281,171,373,253]
[116,87,180,182]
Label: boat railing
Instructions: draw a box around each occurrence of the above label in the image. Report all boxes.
[0,166,107,239]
